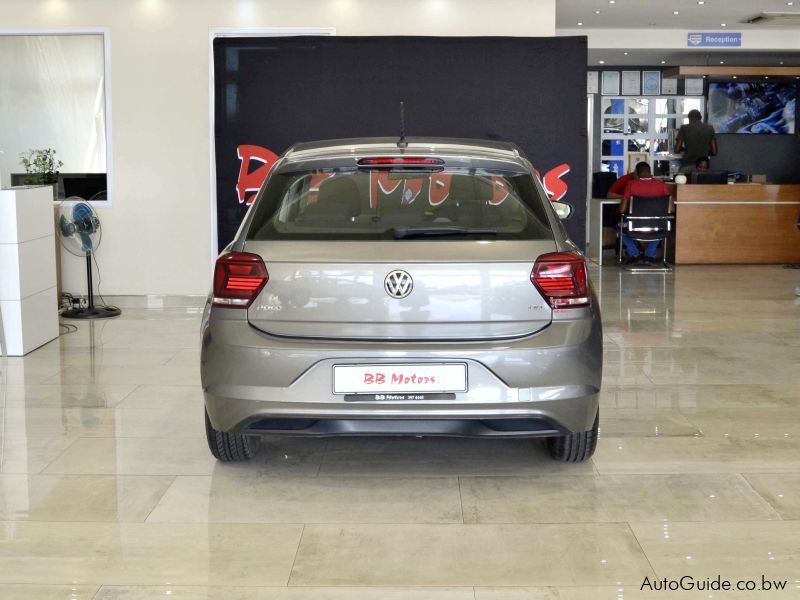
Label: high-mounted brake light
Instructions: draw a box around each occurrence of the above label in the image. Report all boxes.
[212,252,269,308]
[531,252,590,309]
[357,157,444,166]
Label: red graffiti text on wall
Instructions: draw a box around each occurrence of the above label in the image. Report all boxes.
[235,145,571,205]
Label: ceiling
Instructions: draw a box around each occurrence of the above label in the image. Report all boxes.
[556,0,800,30]
[556,0,800,66]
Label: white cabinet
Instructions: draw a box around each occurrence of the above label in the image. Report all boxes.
[0,187,59,355]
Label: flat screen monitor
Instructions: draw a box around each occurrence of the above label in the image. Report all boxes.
[691,170,728,185]
[61,173,107,200]
[707,82,797,134]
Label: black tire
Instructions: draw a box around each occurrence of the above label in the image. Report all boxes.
[205,409,258,462]
[546,410,599,462]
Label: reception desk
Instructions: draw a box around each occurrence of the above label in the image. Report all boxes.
[673,184,800,264]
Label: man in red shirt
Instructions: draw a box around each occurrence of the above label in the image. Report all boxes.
[619,162,670,264]
[606,170,635,200]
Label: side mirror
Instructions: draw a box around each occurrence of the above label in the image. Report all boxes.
[552,201,572,220]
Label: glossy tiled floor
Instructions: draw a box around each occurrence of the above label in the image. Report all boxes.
[1,265,800,599]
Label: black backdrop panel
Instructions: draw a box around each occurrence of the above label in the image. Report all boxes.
[214,36,587,251]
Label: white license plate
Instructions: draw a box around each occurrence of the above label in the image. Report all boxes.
[333,363,467,395]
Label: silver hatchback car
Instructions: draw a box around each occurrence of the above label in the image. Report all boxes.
[201,138,602,463]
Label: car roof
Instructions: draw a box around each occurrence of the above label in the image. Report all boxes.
[283,137,524,165]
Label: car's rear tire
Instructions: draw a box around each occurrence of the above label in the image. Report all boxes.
[546,410,599,462]
[205,409,258,462]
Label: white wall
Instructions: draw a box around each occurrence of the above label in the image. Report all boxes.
[1,0,556,296]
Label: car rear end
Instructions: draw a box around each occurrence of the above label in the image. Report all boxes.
[201,138,602,461]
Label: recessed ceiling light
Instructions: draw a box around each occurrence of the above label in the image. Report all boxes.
[609,0,615,4]
[788,2,794,5]
[673,10,679,14]
[599,60,606,64]
[765,76,769,79]
[733,76,737,79]
[780,61,784,65]
[577,21,583,25]
[595,9,601,14]
[661,60,666,64]
[721,23,727,27]
[719,61,724,64]
[698,0,705,4]
[623,51,629,55]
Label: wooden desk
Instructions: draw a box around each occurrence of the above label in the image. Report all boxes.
[673,184,800,264]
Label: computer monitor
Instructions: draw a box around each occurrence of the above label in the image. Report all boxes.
[691,170,728,185]
[61,173,107,200]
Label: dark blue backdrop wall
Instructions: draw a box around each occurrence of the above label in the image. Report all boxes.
[213,35,588,251]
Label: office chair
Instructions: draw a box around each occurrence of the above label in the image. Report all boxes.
[618,195,674,272]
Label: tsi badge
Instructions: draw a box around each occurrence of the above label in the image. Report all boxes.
[384,270,413,299]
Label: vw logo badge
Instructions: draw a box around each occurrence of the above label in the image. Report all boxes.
[384,270,413,299]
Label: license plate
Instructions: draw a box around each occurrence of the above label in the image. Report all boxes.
[333,363,467,395]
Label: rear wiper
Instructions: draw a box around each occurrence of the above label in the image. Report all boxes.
[392,225,498,239]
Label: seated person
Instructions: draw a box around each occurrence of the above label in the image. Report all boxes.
[619,162,670,264]
[695,156,711,172]
[606,169,636,200]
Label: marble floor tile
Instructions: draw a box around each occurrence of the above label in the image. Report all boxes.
[1,384,138,408]
[116,385,204,409]
[743,473,800,520]
[602,346,720,365]
[600,384,799,410]
[600,408,702,437]
[0,584,100,600]
[642,358,800,386]
[594,436,800,474]
[11,347,181,368]
[460,473,779,523]
[0,474,174,522]
[630,521,800,581]
[0,405,205,439]
[147,473,462,524]
[44,365,199,387]
[683,407,800,439]
[0,522,303,586]
[95,587,474,599]
[41,437,217,476]
[164,349,201,366]
[318,437,597,477]
[289,523,653,586]
[0,436,78,474]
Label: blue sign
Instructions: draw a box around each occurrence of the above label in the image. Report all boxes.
[687,32,742,47]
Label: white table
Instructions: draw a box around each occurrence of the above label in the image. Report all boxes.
[586,197,620,265]
[0,186,59,355]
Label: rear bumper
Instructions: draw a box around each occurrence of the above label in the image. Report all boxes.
[201,306,602,436]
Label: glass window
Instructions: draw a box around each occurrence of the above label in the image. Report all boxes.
[247,167,554,241]
[0,34,109,201]
[600,95,705,176]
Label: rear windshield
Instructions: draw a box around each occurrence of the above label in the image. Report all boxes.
[246,167,554,241]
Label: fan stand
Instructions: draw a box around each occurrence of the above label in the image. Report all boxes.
[61,254,121,319]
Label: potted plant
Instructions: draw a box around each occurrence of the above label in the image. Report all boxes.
[19,148,63,196]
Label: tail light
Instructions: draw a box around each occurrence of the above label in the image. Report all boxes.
[212,252,269,308]
[531,252,590,309]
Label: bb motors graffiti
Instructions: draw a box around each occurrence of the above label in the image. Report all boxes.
[235,144,572,208]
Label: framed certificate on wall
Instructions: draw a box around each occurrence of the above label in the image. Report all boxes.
[601,71,620,95]
[662,78,678,95]
[621,71,640,95]
[643,71,661,95]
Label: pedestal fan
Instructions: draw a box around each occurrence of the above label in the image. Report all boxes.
[57,200,121,319]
